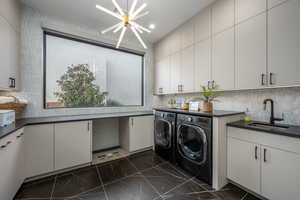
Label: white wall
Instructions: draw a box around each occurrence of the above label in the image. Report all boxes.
[0,5,154,118]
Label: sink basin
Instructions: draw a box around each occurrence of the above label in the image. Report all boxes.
[248,122,290,130]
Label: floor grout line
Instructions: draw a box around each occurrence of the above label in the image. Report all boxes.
[95,165,110,200]
[49,175,57,200]
[241,192,248,200]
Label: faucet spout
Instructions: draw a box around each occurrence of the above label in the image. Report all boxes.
[263,99,283,124]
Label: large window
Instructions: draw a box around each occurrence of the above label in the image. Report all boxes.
[43,31,144,109]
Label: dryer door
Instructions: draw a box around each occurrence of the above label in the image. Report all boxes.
[155,119,172,149]
[177,124,208,165]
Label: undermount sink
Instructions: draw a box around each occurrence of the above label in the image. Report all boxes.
[248,122,290,130]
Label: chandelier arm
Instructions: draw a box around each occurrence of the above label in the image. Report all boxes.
[113,24,124,33]
[129,0,138,15]
[96,5,123,20]
[101,22,123,34]
[130,3,147,19]
[112,0,125,16]
[134,11,149,20]
[131,27,147,49]
[132,22,151,33]
[117,27,127,48]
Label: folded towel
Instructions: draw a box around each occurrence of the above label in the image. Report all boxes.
[17,97,28,104]
[0,96,15,104]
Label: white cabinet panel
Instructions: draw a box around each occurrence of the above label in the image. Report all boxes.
[195,39,211,91]
[227,137,261,194]
[0,0,21,32]
[268,0,288,9]
[129,116,154,152]
[236,0,266,23]
[212,28,235,90]
[268,0,300,86]
[0,16,11,89]
[194,7,211,42]
[261,146,300,200]
[25,125,54,178]
[169,30,181,54]
[170,52,181,93]
[212,0,235,34]
[181,20,195,49]
[9,27,20,90]
[181,45,195,92]
[236,14,267,89]
[55,121,92,171]
[155,57,170,94]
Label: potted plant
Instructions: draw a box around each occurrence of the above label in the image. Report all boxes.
[181,99,190,110]
[167,97,176,108]
[196,85,221,112]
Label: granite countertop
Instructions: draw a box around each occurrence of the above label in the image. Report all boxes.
[153,107,244,117]
[0,111,154,140]
[227,120,300,138]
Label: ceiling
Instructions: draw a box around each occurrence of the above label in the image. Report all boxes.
[21,0,215,43]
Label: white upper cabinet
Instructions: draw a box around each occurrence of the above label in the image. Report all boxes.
[169,30,181,54]
[155,57,170,94]
[0,16,11,90]
[194,7,211,42]
[236,0,267,23]
[180,45,195,92]
[212,28,235,90]
[268,0,288,9]
[170,52,181,93]
[268,0,300,86]
[236,14,267,89]
[212,0,235,34]
[195,39,211,91]
[0,0,21,32]
[180,19,195,49]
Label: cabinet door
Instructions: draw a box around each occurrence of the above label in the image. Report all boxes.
[170,52,181,93]
[55,121,92,171]
[25,124,54,178]
[181,19,195,49]
[268,0,288,9]
[0,16,11,89]
[8,27,20,90]
[195,39,211,91]
[227,137,261,194]
[155,57,170,94]
[195,7,211,42]
[212,0,235,34]
[169,30,181,54]
[261,146,300,200]
[268,0,300,86]
[212,28,235,90]
[181,45,195,92]
[236,14,267,89]
[129,116,154,152]
[236,0,266,23]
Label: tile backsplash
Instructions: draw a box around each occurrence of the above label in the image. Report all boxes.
[153,87,300,125]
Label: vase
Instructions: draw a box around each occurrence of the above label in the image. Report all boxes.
[203,102,213,112]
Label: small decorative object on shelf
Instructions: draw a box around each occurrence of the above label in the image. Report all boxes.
[193,84,221,112]
[189,102,200,111]
[181,99,190,110]
[167,97,176,109]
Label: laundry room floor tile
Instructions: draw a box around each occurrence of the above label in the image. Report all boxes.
[128,150,165,171]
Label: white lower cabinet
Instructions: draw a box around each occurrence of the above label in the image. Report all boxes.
[120,116,154,152]
[227,137,260,194]
[0,129,24,200]
[261,146,300,200]
[54,121,92,171]
[227,127,300,200]
[25,124,54,178]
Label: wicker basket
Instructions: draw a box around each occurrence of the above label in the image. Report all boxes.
[0,96,27,120]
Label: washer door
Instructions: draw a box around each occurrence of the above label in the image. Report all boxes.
[155,119,172,149]
[177,124,208,165]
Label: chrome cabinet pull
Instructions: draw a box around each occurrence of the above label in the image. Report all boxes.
[261,74,266,86]
[208,81,211,89]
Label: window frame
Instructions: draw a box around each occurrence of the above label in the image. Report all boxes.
[43,29,145,109]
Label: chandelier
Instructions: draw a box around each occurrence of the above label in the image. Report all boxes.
[96,0,151,49]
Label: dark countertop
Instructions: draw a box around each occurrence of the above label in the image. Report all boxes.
[227,120,300,138]
[153,107,244,117]
[0,111,154,140]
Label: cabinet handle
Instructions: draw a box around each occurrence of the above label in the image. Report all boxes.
[261,74,265,86]
[255,146,258,160]
[208,81,211,89]
[9,78,14,88]
[16,133,24,138]
[181,85,184,92]
[1,141,12,149]
[269,73,274,85]
[212,81,215,88]
[263,148,267,162]
[159,88,163,93]
[131,118,134,127]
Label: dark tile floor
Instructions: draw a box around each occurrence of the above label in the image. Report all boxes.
[15,150,262,200]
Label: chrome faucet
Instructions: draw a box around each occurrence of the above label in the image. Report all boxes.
[263,99,284,125]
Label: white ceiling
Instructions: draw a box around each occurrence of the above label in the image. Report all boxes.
[21,0,215,43]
